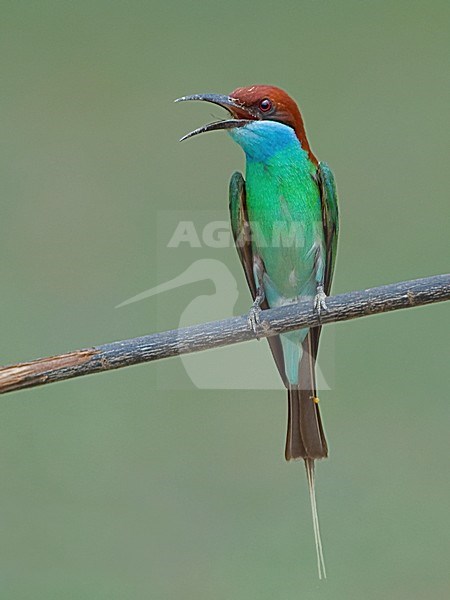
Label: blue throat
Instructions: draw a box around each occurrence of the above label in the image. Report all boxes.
[228,119,306,163]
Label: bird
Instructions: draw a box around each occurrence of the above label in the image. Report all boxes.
[176,85,339,578]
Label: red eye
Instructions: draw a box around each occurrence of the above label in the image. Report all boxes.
[259,98,272,112]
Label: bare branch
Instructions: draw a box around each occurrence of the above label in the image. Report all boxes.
[0,274,449,395]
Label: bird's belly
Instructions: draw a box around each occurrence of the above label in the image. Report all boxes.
[250,210,319,302]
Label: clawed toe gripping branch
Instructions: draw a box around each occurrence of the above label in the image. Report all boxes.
[0,274,449,395]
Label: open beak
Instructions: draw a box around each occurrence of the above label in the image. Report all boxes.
[175,93,257,141]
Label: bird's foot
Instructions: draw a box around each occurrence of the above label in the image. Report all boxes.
[247,292,264,339]
[313,285,328,316]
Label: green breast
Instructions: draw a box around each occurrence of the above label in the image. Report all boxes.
[245,146,323,301]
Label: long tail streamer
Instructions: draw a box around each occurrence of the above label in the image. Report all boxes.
[305,459,326,579]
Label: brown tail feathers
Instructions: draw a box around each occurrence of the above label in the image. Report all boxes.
[285,333,328,461]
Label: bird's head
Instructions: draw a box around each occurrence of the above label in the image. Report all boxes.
[176,85,317,164]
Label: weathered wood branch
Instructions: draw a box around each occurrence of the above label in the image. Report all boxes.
[0,274,449,395]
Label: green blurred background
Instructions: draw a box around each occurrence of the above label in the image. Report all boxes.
[1,1,449,598]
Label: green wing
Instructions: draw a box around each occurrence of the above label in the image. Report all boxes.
[229,171,288,386]
[229,172,257,298]
[317,161,339,296]
[309,161,339,359]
